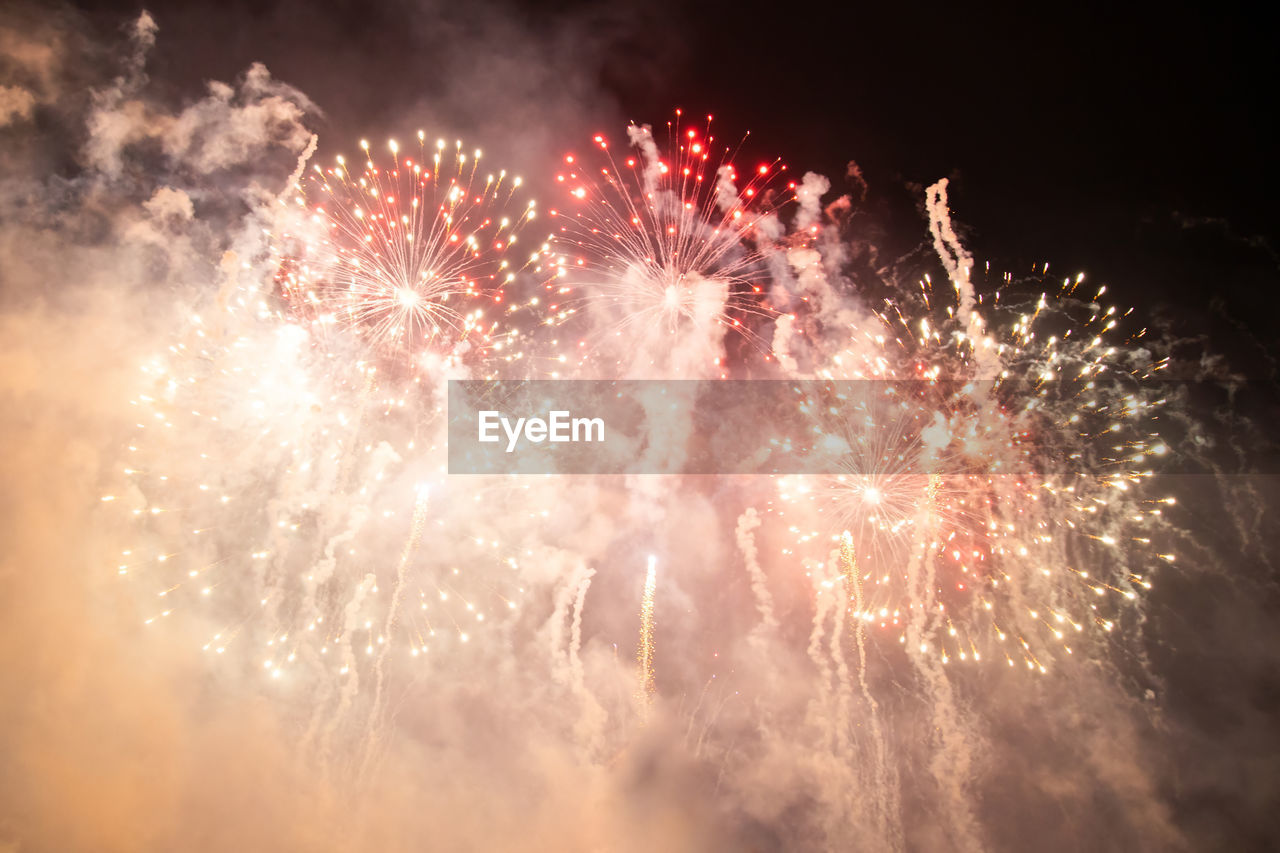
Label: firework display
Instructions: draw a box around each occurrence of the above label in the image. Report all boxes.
[103,116,1174,698]
[82,100,1187,851]
[9,5,1278,850]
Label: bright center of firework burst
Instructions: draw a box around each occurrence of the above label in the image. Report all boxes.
[395,287,421,308]
[662,282,682,311]
[862,486,883,505]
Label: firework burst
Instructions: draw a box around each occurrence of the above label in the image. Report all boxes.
[103,313,532,684]
[777,265,1174,670]
[548,111,796,375]
[100,133,563,691]
[275,133,548,367]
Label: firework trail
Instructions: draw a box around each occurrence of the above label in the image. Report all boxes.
[804,556,839,753]
[906,479,983,853]
[827,546,856,761]
[548,563,608,754]
[568,568,593,692]
[319,572,378,774]
[360,485,431,780]
[636,554,658,721]
[840,531,898,847]
[736,507,777,634]
[926,178,987,369]
[548,561,587,687]
[568,568,606,746]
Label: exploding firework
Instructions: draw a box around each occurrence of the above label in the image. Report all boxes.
[103,315,530,684]
[547,111,796,376]
[775,255,1175,670]
[100,135,566,698]
[273,133,551,369]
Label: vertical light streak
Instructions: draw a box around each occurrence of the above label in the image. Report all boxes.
[842,530,899,848]
[361,485,430,780]
[636,554,657,720]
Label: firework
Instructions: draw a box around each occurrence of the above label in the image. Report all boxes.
[636,554,658,718]
[107,322,526,677]
[275,133,550,368]
[102,118,1176,704]
[775,252,1173,670]
[98,129,589,693]
[548,111,796,376]
[102,144,557,688]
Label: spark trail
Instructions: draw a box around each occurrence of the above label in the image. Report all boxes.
[361,485,431,780]
[636,554,658,721]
